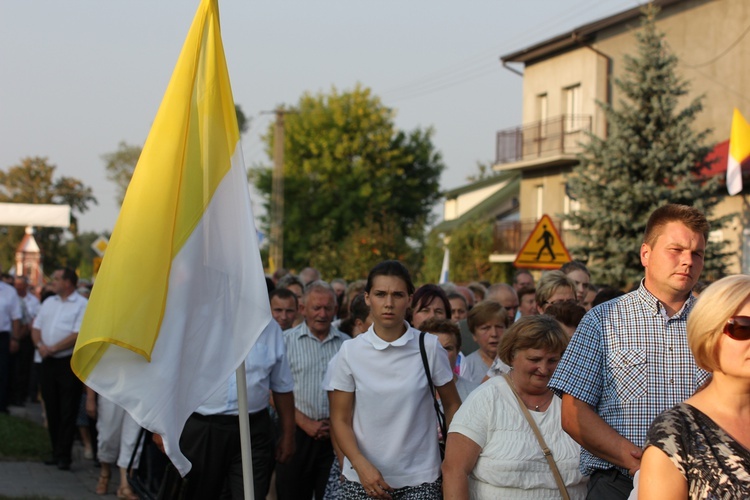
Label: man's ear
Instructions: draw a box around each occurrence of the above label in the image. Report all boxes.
[640,243,650,268]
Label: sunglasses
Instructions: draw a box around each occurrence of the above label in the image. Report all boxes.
[724,316,750,341]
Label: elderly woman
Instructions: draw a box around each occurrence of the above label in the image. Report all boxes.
[461,301,509,384]
[535,271,576,314]
[639,275,750,498]
[443,315,587,499]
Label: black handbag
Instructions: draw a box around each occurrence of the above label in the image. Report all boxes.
[418,331,447,459]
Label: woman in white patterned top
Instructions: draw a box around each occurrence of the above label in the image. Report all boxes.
[442,315,587,499]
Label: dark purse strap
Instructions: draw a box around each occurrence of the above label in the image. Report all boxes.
[419,331,447,441]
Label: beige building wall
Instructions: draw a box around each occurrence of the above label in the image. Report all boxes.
[511,0,749,272]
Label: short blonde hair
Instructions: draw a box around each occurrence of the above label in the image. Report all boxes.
[688,274,750,372]
[497,315,568,366]
[535,270,576,308]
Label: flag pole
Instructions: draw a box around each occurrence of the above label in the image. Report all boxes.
[236,362,256,500]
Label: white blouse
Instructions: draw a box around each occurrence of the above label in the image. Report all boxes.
[449,376,587,499]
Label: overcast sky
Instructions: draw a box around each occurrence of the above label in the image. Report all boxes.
[0,0,642,233]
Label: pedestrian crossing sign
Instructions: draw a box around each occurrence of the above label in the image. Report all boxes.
[514,214,571,270]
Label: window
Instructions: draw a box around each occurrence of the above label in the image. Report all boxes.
[536,184,544,220]
[563,84,581,131]
[537,93,548,138]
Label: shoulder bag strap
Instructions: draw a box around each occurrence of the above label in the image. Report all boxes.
[502,373,570,500]
[419,331,447,440]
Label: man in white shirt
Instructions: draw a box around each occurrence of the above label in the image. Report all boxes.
[0,277,22,413]
[10,276,40,406]
[156,321,295,499]
[32,268,87,470]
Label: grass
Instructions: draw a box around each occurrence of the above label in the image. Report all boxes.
[0,412,51,462]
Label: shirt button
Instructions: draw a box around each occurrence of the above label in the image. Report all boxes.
[670,378,674,384]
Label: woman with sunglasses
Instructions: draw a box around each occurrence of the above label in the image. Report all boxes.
[639,274,750,498]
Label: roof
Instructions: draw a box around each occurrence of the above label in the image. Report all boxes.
[442,170,518,199]
[501,0,686,65]
[433,174,520,234]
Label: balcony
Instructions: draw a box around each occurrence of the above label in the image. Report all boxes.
[492,217,573,258]
[495,114,592,165]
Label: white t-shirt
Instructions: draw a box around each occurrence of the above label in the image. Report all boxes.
[32,292,87,358]
[450,376,587,499]
[329,323,453,488]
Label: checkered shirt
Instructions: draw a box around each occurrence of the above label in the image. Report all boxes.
[548,280,709,477]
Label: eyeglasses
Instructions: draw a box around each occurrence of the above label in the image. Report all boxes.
[724,316,750,341]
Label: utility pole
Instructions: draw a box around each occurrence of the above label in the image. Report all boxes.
[270,108,285,272]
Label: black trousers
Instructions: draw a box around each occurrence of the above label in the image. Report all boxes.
[9,335,34,405]
[40,356,82,464]
[159,409,275,500]
[0,331,9,412]
[275,426,334,500]
[587,468,634,500]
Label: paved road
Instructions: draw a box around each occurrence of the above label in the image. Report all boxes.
[0,403,122,500]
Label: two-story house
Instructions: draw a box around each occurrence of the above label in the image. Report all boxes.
[492,0,750,273]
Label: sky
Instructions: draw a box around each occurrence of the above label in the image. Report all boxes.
[0,0,643,234]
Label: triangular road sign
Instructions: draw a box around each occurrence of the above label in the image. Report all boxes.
[514,214,571,270]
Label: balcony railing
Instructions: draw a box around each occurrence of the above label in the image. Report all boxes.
[496,114,592,165]
[492,217,573,256]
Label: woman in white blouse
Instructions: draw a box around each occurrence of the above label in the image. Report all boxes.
[442,315,587,499]
[330,260,461,499]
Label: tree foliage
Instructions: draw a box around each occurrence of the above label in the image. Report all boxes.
[103,142,142,206]
[253,85,445,276]
[0,157,97,272]
[420,219,511,284]
[565,6,734,288]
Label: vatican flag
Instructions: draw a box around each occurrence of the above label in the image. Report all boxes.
[72,0,270,476]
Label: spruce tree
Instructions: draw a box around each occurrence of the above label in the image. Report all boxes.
[566,5,733,288]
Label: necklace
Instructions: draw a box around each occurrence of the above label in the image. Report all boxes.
[508,372,554,411]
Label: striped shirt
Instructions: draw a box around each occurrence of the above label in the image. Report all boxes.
[283,321,347,420]
[548,280,709,477]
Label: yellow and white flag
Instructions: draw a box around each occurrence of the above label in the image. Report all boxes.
[728,108,750,195]
[72,0,270,476]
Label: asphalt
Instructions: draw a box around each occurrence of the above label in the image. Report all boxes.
[1,402,123,500]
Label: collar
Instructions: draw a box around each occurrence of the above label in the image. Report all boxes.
[362,321,414,351]
[294,320,342,343]
[57,291,81,303]
[637,279,695,319]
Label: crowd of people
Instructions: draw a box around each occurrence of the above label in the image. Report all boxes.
[1,202,749,499]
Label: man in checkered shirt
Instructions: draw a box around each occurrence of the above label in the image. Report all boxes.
[548,204,711,500]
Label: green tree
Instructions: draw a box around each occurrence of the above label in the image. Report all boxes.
[420,219,511,284]
[103,141,142,205]
[253,85,445,274]
[565,6,733,288]
[103,104,249,205]
[0,157,97,272]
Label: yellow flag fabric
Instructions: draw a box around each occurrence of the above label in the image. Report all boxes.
[728,108,750,195]
[72,0,270,476]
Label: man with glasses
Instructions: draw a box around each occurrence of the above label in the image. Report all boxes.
[549,204,711,500]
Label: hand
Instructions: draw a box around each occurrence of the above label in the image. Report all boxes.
[9,338,19,354]
[353,459,393,499]
[302,418,330,440]
[152,434,166,454]
[275,432,295,464]
[37,343,51,359]
[628,448,643,476]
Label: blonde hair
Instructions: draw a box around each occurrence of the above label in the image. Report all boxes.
[688,274,750,372]
[535,270,576,308]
